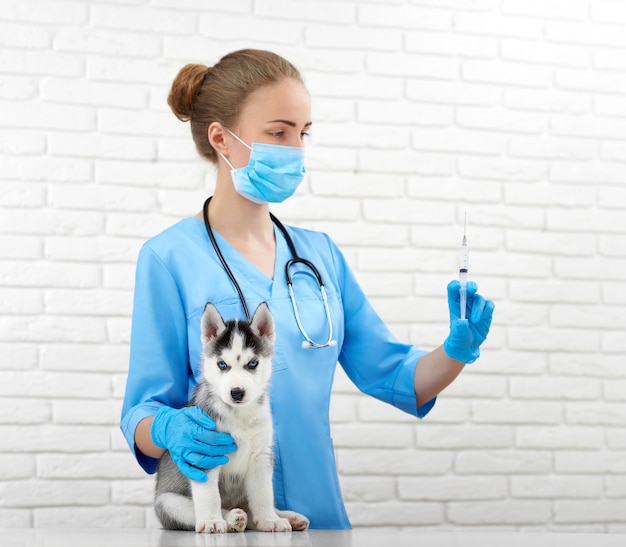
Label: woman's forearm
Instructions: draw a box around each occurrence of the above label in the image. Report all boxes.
[134,416,166,459]
[414,345,465,408]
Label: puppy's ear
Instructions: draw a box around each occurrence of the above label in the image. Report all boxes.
[201,303,226,343]
[250,302,275,342]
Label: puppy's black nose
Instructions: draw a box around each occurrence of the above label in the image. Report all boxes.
[231,388,245,402]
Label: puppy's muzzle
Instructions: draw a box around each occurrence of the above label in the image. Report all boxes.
[230,387,245,403]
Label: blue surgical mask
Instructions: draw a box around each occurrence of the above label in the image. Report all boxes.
[218,130,306,204]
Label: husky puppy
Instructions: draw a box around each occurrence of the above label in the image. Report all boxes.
[154,302,309,534]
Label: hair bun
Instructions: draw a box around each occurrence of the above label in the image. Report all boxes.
[167,64,210,122]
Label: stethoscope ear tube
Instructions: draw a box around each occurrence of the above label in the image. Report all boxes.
[203,197,251,321]
[285,257,323,285]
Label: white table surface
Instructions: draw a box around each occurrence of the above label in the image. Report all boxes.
[2,528,626,547]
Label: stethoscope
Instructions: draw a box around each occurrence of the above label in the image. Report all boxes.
[202,197,336,349]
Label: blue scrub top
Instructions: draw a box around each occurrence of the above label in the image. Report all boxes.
[120,217,435,530]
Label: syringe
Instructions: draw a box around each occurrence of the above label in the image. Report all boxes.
[458,213,469,320]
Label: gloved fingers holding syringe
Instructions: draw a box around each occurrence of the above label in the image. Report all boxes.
[442,215,495,364]
[444,280,494,364]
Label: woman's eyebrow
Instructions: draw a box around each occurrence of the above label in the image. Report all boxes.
[267,119,313,128]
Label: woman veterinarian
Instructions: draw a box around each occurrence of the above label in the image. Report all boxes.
[120,49,495,530]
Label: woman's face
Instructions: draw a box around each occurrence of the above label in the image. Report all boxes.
[226,78,312,169]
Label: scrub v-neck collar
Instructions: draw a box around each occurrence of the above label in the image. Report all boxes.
[196,216,291,302]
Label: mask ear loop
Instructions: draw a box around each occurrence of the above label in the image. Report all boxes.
[217,151,235,170]
[226,128,252,150]
[217,128,252,170]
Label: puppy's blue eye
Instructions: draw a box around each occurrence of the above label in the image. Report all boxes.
[247,360,258,370]
[217,361,228,371]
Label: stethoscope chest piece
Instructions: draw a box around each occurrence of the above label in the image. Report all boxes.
[285,258,336,349]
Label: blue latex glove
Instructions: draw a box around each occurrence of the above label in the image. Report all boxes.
[443,280,495,364]
[151,405,236,482]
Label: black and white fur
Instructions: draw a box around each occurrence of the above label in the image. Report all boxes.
[154,302,309,533]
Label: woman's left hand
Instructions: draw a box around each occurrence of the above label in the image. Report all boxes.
[443,280,495,364]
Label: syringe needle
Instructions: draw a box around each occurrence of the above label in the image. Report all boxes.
[458,213,469,320]
[462,212,467,245]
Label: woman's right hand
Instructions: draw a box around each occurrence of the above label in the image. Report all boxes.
[150,405,237,482]
[443,280,494,364]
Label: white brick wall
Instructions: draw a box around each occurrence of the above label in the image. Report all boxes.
[1,0,625,533]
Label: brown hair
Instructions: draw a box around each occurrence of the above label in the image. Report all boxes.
[167,49,304,163]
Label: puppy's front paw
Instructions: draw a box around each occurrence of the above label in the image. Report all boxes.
[225,508,247,533]
[196,519,228,534]
[255,517,291,532]
[278,510,309,531]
